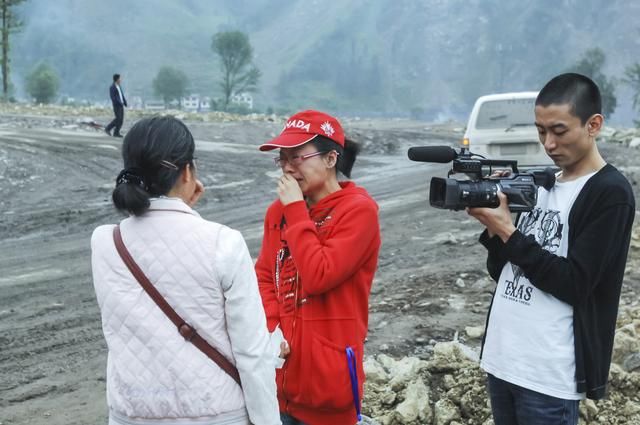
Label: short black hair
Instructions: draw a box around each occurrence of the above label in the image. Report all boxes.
[536,73,602,124]
[113,73,120,82]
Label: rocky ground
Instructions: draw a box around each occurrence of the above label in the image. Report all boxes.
[0,104,639,425]
[358,124,640,425]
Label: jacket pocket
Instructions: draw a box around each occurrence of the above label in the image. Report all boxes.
[309,333,360,410]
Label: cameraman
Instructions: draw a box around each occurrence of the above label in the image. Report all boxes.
[467,73,635,425]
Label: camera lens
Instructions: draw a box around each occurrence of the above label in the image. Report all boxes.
[457,181,500,208]
[430,177,500,210]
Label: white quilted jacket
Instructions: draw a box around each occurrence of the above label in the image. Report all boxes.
[91,198,280,425]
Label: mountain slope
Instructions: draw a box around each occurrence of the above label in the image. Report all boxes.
[11,0,640,120]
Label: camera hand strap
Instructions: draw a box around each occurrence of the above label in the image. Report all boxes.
[112,225,241,387]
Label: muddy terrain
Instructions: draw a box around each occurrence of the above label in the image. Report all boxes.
[0,107,638,424]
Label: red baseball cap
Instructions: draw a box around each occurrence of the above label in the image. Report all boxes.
[259,110,345,151]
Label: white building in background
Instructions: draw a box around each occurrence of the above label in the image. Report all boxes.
[200,96,211,111]
[130,96,143,110]
[181,94,212,112]
[182,94,200,111]
[144,100,165,111]
[231,92,253,110]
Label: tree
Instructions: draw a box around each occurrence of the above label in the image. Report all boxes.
[152,66,189,107]
[623,63,640,126]
[211,31,260,109]
[25,62,59,103]
[0,0,25,99]
[569,48,617,117]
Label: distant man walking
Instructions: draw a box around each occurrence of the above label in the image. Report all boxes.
[105,73,127,138]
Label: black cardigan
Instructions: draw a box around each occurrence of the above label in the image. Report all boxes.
[480,163,636,399]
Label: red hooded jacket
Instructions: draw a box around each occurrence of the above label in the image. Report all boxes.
[256,181,381,425]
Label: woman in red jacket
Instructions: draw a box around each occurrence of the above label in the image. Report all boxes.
[255,110,381,425]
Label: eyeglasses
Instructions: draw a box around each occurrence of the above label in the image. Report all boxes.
[274,151,329,168]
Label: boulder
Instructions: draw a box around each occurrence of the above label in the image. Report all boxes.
[623,352,640,372]
[579,399,598,421]
[395,377,432,423]
[365,356,389,384]
[434,399,461,425]
[388,357,429,390]
[612,324,640,364]
[465,326,485,339]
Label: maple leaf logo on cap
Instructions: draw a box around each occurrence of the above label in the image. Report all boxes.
[320,121,335,137]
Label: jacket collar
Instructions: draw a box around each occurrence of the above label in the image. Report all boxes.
[147,197,201,218]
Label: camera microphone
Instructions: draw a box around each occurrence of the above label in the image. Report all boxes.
[407,146,458,163]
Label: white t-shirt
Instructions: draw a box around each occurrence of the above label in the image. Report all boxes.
[481,171,596,400]
[116,84,124,105]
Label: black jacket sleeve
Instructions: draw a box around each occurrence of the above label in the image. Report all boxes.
[479,229,509,282]
[503,200,634,306]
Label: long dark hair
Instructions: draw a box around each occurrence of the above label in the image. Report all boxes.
[310,135,360,178]
[112,116,195,216]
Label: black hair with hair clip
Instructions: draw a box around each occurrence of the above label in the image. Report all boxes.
[116,168,148,191]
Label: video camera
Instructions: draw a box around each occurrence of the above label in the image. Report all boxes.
[407,146,556,212]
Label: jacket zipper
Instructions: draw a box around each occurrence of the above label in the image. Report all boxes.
[282,272,300,414]
[282,313,298,414]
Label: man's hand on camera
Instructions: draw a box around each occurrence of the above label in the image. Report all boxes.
[466,192,516,243]
[488,169,511,178]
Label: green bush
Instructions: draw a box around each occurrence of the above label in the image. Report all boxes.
[26,63,59,104]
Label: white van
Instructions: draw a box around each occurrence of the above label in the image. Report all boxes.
[462,92,554,168]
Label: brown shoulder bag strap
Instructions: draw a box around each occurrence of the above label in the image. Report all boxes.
[112,225,242,387]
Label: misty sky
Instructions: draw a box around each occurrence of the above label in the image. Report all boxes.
[11,0,640,124]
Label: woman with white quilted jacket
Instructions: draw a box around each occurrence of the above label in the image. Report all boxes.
[91,116,281,425]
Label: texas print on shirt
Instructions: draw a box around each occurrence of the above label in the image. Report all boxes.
[503,208,563,306]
